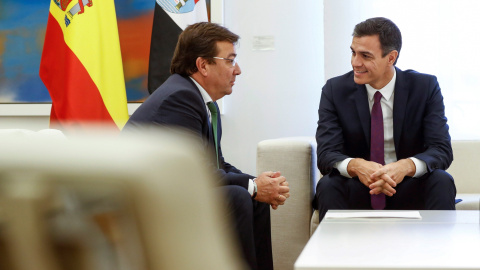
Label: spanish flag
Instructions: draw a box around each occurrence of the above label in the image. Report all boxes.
[148,0,208,94]
[40,0,129,132]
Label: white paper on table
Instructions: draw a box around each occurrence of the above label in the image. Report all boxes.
[325,211,422,219]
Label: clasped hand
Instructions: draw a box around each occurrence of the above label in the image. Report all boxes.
[254,171,290,210]
[348,158,415,196]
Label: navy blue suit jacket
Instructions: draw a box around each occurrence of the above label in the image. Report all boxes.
[316,67,453,176]
[125,74,253,188]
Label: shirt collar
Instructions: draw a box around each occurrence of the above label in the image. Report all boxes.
[365,69,396,102]
[189,76,213,105]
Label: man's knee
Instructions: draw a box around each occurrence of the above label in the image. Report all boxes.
[316,174,344,194]
[222,185,253,214]
[426,170,456,193]
[423,170,456,210]
[314,174,352,209]
[314,175,337,208]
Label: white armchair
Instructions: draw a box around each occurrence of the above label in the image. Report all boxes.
[257,137,480,270]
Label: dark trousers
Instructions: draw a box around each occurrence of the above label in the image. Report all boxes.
[221,185,273,270]
[313,170,457,222]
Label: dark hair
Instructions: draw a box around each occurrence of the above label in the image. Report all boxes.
[170,22,239,76]
[353,17,402,64]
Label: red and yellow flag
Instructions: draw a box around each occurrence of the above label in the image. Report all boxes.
[40,0,129,131]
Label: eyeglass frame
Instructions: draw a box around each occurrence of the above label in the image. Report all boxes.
[204,56,238,67]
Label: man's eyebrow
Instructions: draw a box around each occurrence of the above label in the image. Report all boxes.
[350,47,373,56]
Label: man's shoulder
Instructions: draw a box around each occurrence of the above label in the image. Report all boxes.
[145,74,203,104]
[327,70,355,83]
[153,74,199,95]
[128,74,204,121]
[323,70,357,93]
[397,68,438,83]
[395,68,442,100]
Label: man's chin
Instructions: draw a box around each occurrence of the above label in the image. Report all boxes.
[353,77,366,85]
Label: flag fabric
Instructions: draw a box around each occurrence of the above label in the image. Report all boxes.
[40,0,129,131]
[148,0,208,94]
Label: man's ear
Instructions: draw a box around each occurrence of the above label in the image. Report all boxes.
[196,57,208,76]
[388,50,399,65]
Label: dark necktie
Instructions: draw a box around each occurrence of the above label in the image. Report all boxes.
[207,102,219,169]
[370,91,386,209]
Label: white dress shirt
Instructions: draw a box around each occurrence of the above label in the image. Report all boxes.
[335,70,427,178]
[190,77,213,119]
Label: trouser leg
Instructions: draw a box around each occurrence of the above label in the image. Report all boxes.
[252,201,273,270]
[221,186,257,269]
[313,174,371,222]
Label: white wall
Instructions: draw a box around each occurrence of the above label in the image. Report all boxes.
[221,0,324,174]
[0,116,49,130]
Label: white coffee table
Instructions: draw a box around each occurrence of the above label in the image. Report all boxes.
[294,210,480,270]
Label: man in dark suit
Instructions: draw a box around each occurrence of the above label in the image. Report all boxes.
[313,17,456,222]
[124,22,289,270]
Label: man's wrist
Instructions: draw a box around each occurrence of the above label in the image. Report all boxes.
[408,157,426,178]
[336,158,354,178]
[346,158,361,178]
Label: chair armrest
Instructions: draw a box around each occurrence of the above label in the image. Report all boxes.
[256,136,318,270]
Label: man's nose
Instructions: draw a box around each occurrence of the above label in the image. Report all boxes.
[351,55,362,67]
[234,63,241,75]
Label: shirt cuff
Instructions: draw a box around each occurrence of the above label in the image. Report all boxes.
[409,157,427,178]
[248,178,255,196]
[334,158,354,178]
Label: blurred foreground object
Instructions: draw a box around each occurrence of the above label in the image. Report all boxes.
[0,129,245,270]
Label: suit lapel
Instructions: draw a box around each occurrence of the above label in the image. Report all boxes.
[354,84,371,147]
[187,76,216,149]
[392,67,408,151]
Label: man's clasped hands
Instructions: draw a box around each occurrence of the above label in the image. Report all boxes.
[347,158,416,196]
[254,171,290,210]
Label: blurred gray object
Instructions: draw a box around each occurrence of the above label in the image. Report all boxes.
[0,129,246,270]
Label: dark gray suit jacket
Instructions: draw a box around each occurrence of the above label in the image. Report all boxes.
[124,74,253,188]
